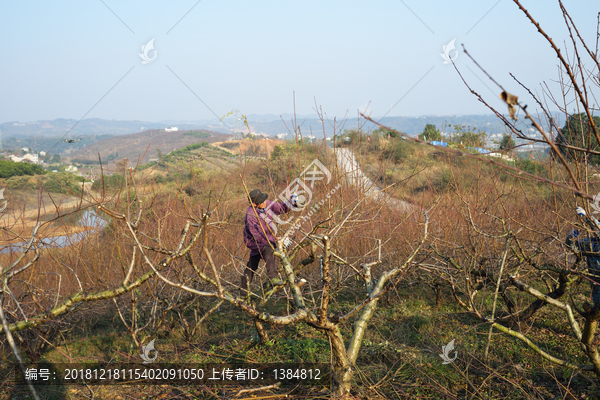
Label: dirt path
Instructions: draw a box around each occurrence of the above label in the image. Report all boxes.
[335,148,413,212]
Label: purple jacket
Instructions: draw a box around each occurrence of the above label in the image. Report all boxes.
[243,200,289,255]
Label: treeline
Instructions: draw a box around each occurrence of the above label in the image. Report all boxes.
[182,131,211,139]
[0,160,45,178]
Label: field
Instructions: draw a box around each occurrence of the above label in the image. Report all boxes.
[1,133,600,400]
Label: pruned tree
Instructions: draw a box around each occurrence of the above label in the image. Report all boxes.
[106,160,429,396]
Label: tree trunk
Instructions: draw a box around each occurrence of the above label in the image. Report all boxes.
[254,318,269,344]
[326,325,353,397]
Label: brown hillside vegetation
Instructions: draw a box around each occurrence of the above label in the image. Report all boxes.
[213,137,285,157]
[67,129,231,165]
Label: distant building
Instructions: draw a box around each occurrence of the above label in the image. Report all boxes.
[65,165,78,173]
[39,151,46,157]
[489,153,515,162]
[276,133,288,140]
[9,155,22,162]
[22,154,39,163]
[165,127,179,132]
[21,147,29,152]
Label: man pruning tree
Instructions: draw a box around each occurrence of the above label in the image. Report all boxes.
[242,188,297,292]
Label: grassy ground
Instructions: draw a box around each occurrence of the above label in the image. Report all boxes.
[350,138,560,208]
[3,280,599,399]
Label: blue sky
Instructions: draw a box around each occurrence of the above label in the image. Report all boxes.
[1,0,597,123]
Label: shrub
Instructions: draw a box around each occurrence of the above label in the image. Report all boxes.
[42,173,84,194]
[92,174,125,191]
[5,173,83,194]
[515,158,545,176]
[382,139,417,162]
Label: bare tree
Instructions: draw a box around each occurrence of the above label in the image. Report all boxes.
[359,0,600,388]
[0,169,219,397]
[96,156,427,397]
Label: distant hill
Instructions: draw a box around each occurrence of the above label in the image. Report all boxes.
[2,134,114,156]
[66,129,230,165]
[0,118,209,138]
[247,114,565,138]
[0,114,566,144]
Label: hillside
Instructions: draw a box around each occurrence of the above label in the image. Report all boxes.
[66,129,230,165]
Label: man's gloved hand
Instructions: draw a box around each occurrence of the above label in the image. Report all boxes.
[576,206,587,217]
[290,193,298,207]
[283,237,292,250]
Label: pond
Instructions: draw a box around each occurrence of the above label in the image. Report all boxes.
[0,210,109,254]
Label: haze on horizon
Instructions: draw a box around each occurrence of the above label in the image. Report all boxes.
[1,0,597,125]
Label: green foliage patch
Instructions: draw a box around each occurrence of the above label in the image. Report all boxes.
[0,160,45,178]
[4,172,84,194]
[555,112,600,163]
[163,142,209,162]
[182,131,211,139]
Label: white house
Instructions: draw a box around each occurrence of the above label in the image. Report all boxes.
[22,154,39,163]
[39,151,46,157]
[165,127,179,132]
[489,153,515,162]
[9,155,22,162]
[65,165,78,173]
[21,147,29,152]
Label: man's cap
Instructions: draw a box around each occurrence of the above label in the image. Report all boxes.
[249,189,268,204]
